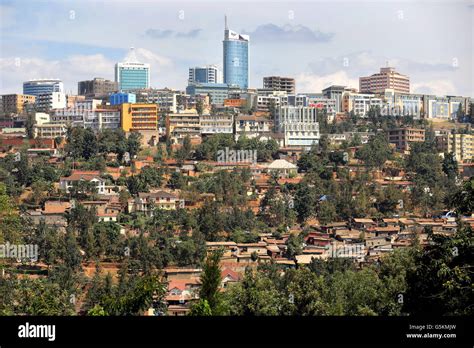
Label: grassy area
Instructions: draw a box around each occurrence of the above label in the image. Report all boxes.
[428,119,470,131]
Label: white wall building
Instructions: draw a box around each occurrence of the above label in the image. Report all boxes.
[275,106,320,148]
[34,123,67,139]
[235,115,272,140]
[342,92,383,117]
[307,97,337,123]
[51,100,120,130]
[188,65,222,84]
[200,113,234,134]
[35,92,66,111]
[34,112,50,125]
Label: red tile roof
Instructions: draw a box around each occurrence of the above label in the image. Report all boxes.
[60,170,102,181]
[221,268,240,281]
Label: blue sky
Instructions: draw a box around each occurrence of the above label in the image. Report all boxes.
[1,0,473,96]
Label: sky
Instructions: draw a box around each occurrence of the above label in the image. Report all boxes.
[0,0,473,96]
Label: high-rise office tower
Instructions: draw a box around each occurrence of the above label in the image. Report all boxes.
[188,65,222,84]
[115,47,150,91]
[223,16,249,89]
[23,79,64,97]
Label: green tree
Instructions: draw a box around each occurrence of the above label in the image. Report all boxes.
[442,152,458,182]
[268,99,277,121]
[279,268,327,315]
[138,166,163,189]
[199,249,223,313]
[285,234,303,259]
[196,98,204,117]
[450,177,474,215]
[318,200,337,224]
[25,112,35,139]
[222,268,282,315]
[189,299,212,316]
[127,132,142,158]
[356,133,392,169]
[404,223,474,315]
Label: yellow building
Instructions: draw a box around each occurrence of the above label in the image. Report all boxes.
[120,103,158,132]
[1,94,36,114]
[447,133,474,162]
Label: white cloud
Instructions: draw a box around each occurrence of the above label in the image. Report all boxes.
[296,71,359,93]
[0,48,173,94]
[412,80,457,96]
[0,54,114,94]
[134,48,172,70]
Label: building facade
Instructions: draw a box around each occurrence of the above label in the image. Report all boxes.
[263,76,295,94]
[135,88,182,114]
[129,191,182,216]
[51,100,120,130]
[78,77,118,97]
[189,65,222,84]
[381,90,423,118]
[115,48,150,91]
[275,106,320,148]
[359,67,410,94]
[166,111,201,142]
[200,113,234,135]
[34,123,67,139]
[322,85,352,113]
[60,171,106,195]
[186,83,240,105]
[66,95,86,108]
[0,94,36,114]
[235,115,272,140]
[120,103,158,132]
[342,92,383,117]
[423,95,450,120]
[223,17,249,89]
[307,97,337,122]
[447,133,474,162]
[23,79,64,97]
[388,127,425,152]
[110,93,137,105]
[35,92,66,112]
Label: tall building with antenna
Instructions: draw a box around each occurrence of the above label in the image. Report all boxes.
[223,16,249,89]
[115,47,150,91]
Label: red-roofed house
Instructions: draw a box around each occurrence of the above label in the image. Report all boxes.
[221,268,240,289]
[60,170,106,194]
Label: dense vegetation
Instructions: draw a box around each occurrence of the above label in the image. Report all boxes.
[1,120,473,316]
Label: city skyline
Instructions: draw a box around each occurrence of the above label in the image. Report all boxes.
[0,0,473,96]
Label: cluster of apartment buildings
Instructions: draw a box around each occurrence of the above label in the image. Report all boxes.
[0,15,472,157]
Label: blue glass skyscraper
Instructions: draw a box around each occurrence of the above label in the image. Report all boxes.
[223,17,249,89]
